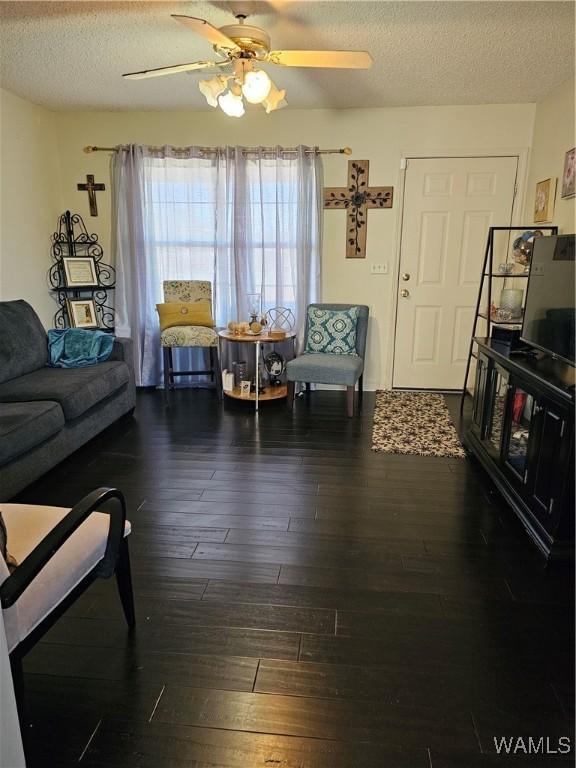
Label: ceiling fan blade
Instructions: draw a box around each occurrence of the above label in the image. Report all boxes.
[267,50,373,69]
[171,15,240,51]
[123,60,223,80]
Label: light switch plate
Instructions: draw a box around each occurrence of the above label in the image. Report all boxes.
[370,263,389,275]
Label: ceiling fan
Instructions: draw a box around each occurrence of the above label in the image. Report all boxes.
[122,13,373,117]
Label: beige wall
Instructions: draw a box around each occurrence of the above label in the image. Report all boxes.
[524,77,576,234]
[4,82,575,387]
[53,102,535,388]
[0,89,62,327]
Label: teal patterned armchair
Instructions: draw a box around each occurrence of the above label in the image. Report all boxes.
[161,280,220,394]
[286,303,369,417]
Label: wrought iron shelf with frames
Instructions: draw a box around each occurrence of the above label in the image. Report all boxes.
[48,210,116,330]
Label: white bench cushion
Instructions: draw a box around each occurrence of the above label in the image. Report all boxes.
[0,504,130,654]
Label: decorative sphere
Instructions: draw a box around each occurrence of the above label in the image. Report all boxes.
[265,307,295,332]
[512,230,543,267]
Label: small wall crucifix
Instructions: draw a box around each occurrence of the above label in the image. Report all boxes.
[77,174,106,217]
[324,160,393,258]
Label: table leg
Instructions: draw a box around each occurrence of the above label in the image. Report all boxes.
[255,340,260,412]
[217,337,224,400]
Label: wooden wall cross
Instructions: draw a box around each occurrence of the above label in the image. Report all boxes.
[324,160,393,258]
[77,174,106,217]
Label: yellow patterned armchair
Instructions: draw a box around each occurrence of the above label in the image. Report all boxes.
[160,280,220,394]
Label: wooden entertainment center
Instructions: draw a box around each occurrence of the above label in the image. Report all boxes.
[466,338,575,560]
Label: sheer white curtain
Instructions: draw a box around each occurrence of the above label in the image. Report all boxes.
[113,145,322,386]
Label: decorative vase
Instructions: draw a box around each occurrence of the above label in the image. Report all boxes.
[247,293,261,324]
[499,288,523,319]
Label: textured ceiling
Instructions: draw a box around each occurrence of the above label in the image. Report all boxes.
[0,1,574,111]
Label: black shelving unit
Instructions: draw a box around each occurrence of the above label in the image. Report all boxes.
[48,210,116,330]
[465,338,574,559]
[460,225,558,410]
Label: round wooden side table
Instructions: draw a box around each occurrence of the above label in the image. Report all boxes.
[218,330,297,412]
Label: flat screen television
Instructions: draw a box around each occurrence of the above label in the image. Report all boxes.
[521,234,575,366]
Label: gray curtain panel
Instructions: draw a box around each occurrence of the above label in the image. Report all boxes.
[112,144,323,387]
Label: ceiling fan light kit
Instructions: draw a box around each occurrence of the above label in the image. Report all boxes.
[218,89,245,118]
[242,69,272,104]
[262,82,287,114]
[199,66,282,115]
[122,13,372,119]
[198,74,228,108]
[207,58,280,115]
[210,70,282,115]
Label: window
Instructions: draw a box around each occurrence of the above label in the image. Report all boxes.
[113,144,321,385]
[143,154,318,325]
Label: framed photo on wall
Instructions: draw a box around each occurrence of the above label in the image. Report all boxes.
[561,148,575,199]
[67,299,99,329]
[62,256,98,287]
[533,178,557,223]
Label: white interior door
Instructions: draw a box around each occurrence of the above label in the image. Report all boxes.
[393,156,518,390]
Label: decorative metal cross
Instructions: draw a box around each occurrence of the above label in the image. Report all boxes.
[77,174,106,217]
[324,160,393,258]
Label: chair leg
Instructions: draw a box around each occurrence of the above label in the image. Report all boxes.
[287,380,295,410]
[162,348,171,406]
[209,346,215,383]
[115,538,136,629]
[167,348,175,389]
[346,385,355,418]
[358,374,364,400]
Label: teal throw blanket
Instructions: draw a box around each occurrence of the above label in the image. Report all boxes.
[48,328,114,368]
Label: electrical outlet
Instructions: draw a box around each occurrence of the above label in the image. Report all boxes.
[370,263,389,275]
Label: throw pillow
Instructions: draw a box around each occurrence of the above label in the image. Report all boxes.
[305,306,360,355]
[156,300,214,331]
[0,510,18,573]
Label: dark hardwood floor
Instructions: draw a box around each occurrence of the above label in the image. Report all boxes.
[13,389,575,767]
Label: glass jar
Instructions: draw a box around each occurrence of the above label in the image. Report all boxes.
[499,288,523,318]
[233,361,247,388]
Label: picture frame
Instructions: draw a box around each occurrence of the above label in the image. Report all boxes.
[561,147,575,199]
[240,380,251,399]
[67,298,99,329]
[62,256,99,287]
[533,178,557,223]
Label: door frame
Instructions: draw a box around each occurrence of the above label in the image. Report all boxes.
[385,146,529,391]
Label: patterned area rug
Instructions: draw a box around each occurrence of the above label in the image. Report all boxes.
[371,391,466,458]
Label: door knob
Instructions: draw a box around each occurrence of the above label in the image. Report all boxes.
[402,273,411,281]
[400,289,410,298]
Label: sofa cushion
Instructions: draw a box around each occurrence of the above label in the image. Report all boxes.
[0,362,130,420]
[0,401,65,466]
[0,300,48,384]
[0,504,131,654]
[286,352,364,386]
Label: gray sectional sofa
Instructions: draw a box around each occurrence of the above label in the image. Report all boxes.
[0,300,136,500]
